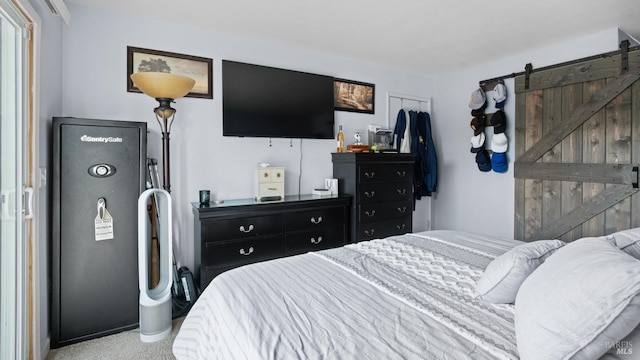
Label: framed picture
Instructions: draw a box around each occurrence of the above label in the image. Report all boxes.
[333,78,375,114]
[127,46,213,99]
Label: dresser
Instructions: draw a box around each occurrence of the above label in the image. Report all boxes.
[192,195,350,290]
[332,152,415,242]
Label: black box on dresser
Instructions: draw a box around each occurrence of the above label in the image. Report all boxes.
[332,152,415,242]
[192,195,351,290]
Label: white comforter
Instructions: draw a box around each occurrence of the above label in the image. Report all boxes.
[173,230,523,360]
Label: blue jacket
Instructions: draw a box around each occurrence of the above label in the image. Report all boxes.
[409,111,437,199]
[393,109,407,152]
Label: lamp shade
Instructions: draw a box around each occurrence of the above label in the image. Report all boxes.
[130,72,195,100]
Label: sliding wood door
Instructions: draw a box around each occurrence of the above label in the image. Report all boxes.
[514,45,640,242]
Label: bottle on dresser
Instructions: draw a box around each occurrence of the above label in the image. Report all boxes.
[337,125,344,152]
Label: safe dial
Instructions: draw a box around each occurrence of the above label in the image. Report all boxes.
[88,163,116,178]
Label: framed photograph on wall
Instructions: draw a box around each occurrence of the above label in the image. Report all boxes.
[333,78,375,114]
[127,46,213,99]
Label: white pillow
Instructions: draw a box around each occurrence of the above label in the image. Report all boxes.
[608,227,640,260]
[474,239,565,304]
[515,237,640,360]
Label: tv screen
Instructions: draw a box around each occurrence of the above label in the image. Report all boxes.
[222,60,335,139]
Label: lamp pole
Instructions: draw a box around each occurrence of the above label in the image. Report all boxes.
[154,98,176,193]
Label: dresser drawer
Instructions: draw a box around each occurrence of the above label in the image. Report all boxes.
[358,163,412,183]
[357,216,412,241]
[357,181,412,204]
[285,207,345,231]
[204,235,284,269]
[285,226,345,255]
[358,200,412,223]
[202,214,283,241]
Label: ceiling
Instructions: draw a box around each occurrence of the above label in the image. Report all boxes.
[65,0,640,76]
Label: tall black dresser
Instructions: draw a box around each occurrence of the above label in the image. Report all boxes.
[332,152,415,242]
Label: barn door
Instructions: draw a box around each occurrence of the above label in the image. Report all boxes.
[514,44,640,242]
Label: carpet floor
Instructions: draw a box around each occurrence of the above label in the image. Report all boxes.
[45,317,184,360]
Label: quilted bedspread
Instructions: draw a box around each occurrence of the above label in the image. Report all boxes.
[173,230,523,360]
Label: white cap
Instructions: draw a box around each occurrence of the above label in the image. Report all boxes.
[491,132,508,153]
[493,83,507,106]
[470,133,485,153]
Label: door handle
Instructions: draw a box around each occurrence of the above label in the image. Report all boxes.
[24,186,34,220]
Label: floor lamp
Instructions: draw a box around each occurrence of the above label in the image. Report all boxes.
[130,72,195,193]
[130,72,194,342]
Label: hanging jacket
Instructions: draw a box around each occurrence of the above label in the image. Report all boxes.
[393,109,409,153]
[420,111,437,195]
[410,111,437,199]
[408,110,422,198]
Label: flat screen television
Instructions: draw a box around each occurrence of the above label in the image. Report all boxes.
[222,60,335,139]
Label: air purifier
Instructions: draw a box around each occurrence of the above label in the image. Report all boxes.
[138,188,173,342]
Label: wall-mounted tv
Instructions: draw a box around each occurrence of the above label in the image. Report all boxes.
[222,60,335,139]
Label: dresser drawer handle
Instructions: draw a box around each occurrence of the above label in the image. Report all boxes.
[239,247,254,256]
[310,236,323,244]
[396,224,406,230]
[365,210,376,217]
[239,224,254,233]
[364,172,375,179]
[365,229,375,236]
[310,216,323,224]
[397,188,407,195]
[364,191,376,198]
[397,206,407,214]
[396,171,407,178]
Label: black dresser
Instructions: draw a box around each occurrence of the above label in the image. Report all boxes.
[192,195,351,290]
[332,152,415,242]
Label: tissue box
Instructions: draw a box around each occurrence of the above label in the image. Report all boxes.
[312,188,331,197]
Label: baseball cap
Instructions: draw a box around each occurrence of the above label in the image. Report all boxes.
[493,83,507,108]
[470,133,485,153]
[475,150,491,172]
[491,110,506,134]
[491,132,508,153]
[470,116,486,136]
[492,152,508,173]
[469,88,486,110]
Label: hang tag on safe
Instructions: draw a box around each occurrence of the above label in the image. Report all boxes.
[95,198,114,241]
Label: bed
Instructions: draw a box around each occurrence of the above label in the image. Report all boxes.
[173,229,640,360]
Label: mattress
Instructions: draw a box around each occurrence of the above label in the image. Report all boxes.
[173,230,524,360]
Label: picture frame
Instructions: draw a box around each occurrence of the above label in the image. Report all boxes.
[333,78,375,114]
[127,46,213,99]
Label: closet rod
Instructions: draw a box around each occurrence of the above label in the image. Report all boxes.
[387,91,431,104]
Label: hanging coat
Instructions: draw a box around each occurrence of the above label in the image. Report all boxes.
[393,109,411,153]
[420,111,437,195]
[410,111,437,199]
[408,110,422,197]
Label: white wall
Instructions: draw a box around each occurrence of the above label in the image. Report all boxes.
[60,3,435,270]
[431,28,624,239]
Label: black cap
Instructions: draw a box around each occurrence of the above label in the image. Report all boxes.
[491,110,506,134]
[470,114,486,136]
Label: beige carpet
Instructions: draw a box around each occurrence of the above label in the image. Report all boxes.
[46,317,184,360]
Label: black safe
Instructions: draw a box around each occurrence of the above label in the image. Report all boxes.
[51,117,146,348]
